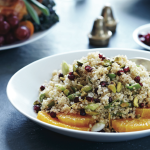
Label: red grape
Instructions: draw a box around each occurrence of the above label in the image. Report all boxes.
[0,36,5,46]
[0,21,10,35]
[5,33,16,44]
[6,15,19,28]
[15,26,30,41]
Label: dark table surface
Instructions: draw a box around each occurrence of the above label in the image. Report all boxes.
[1,0,150,149]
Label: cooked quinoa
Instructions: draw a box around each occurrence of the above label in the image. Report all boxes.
[34,52,150,132]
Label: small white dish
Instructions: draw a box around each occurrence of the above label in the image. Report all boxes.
[133,24,150,50]
[6,48,150,142]
[0,28,51,51]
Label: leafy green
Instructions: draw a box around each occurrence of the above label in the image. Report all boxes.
[104,99,119,109]
[23,0,40,24]
[29,0,50,16]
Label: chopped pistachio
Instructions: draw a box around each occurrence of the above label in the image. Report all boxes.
[60,77,65,81]
[77,61,83,66]
[85,111,99,115]
[126,83,141,91]
[108,84,116,93]
[73,64,78,72]
[73,72,80,77]
[55,84,66,91]
[64,89,70,96]
[81,85,92,93]
[33,100,41,105]
[108,73,116,80]
[81,91,87,97]
[71,87,76,92]
[76,84,83,90]
[117,82,122,92]
[120,64,125,68]
[114,57,121,62]
[39,93,45,102]
[68,93,76,101]
[107,66,111,71]
[133,97,139,107]
[47,100,55,107]
[120,102,129,108]
[85,103,99,111]
[103,59,112,67]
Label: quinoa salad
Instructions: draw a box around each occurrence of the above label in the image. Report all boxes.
[33,52,150,132]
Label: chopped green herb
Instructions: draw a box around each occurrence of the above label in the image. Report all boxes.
[39,93,45,102]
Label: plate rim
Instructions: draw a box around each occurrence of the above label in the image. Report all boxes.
[133,23,150,50]
[6,48,150,137]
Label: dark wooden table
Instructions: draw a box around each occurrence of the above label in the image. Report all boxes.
[1,0,150,149]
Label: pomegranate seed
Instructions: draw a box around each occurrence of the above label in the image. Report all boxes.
[50,112,56,118]
[69,72,73,75]
[123,66,130,73]
[40,85,45,91]
[33,105,41,113]
[85,65,93,72]
[109,97,112,103]
[139,103,144,108]
[117,70,124,76]
[59,73,64,78]
[145,34,150,44]
[68,74,75,80]
[86,96,93,102]
[80,109,86,116]
[94,88,98,94]
[102,57,106,60]
[94,99,100,103]
[139,82,143,86]
[99,54,103,58]
[74,97,79,103]
[134,76,140,83]
[100,81,108,87]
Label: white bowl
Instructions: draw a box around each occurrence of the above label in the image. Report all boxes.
[133,24,150,50]
[6,48,150,142]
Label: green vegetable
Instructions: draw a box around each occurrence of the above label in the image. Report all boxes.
[103,59,112,67]
[39,93,45,102]
[88,77,92,84]
[81,91,87,97]
[108,74,116,80]
[126,83,141,91]
[71,87,76,93]
[73,65,78,72]
[47,100,55,107]
[29,0,50,16]
[23,0,40,24]
[117,82,122,92]
[104,99,119,109]
[81,85,92,93]
[85,103,99,111]
[68,92,81,101]
[73,72,80,77]
[107,66,111,71]
[62,61,69,75]
[120,64,125,68]
[76,84,83,90]
[64,89,70,96]
[55,84,66,91]
[33,100,41,105]
[77,61,83,66]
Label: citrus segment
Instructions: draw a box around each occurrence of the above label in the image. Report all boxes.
[57,113,94,127]
[112,118,150,132]
[37,111,89,131]
[135,108,150,118]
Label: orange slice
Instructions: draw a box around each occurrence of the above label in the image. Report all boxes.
[57,113,94,127]
[37,111,89,131]
[112,118,150,132]
[135,108,150,118]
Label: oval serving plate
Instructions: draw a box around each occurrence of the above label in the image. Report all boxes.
[0,27,51,51]
[133,24,150,50]
[6,48,150,142]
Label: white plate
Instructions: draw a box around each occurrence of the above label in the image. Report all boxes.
[0,28,51,50]
[6,48,150,142]
[133,24,150,50]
